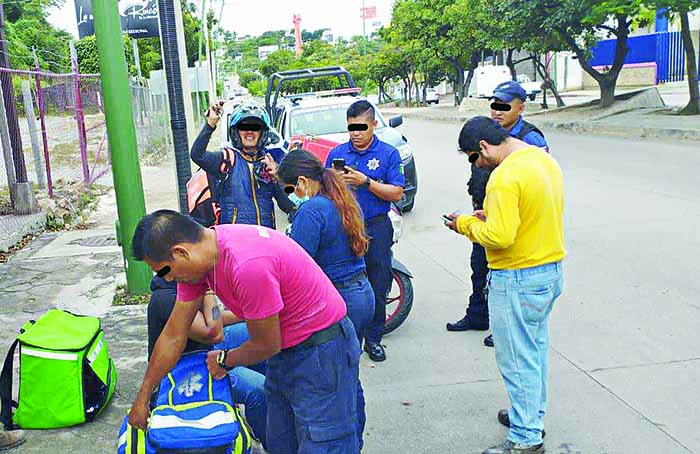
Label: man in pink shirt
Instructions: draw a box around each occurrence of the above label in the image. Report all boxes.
[127,209,361,454]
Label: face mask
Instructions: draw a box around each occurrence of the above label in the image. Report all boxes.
[288,181,310,207]
[288,192,310,207]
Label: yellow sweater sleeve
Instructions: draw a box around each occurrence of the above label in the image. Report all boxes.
[456,189,521,250]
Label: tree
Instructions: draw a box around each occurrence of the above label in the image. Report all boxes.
[483,0,567,107]
[368,45,407,102]
[259,49,294,78]
[390,0,487,106]
[653,1,700,114]
[75,35,136,75]
[238,70,261,88]
[3,0,71,72]
[499,0,651,108]
[417,50,448,104]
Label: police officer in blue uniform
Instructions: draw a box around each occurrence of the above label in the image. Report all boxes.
[191,102,294,228]
[447,81,548,348]
[326,100,405,362]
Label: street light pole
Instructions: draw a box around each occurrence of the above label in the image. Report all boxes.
[362,0,366,38]
[91,0,152,294]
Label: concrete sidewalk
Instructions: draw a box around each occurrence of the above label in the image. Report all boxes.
[383,84,700,141]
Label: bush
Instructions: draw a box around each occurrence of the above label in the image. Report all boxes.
[247,79,266,97]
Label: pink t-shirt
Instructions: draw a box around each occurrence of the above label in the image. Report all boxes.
[177,224,346,349]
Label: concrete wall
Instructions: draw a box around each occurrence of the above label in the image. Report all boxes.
[582,63,657,89]
[555,52,584,91]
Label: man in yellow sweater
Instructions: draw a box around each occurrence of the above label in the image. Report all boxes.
[445,117,565,454]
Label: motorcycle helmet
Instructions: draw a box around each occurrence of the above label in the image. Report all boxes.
[229,104,272,150]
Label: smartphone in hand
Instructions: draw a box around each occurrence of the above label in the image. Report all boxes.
[332,158,348,174]
[441,214,452,223]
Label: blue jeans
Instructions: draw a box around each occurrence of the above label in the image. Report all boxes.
[364,215,394,344]
[336,276,374,449]
[213,323,267,447]
[265,317,361,454]
[488,262,563,446]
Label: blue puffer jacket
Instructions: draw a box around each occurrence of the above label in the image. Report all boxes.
[190,124,294,228]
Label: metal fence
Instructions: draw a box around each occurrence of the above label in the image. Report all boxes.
[0,66,171,196]
[656,31,686,83]
[589,30,692,84]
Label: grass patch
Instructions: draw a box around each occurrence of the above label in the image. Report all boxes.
[112,283,151,306]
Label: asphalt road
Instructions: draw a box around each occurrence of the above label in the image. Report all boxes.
[361,117,700,453]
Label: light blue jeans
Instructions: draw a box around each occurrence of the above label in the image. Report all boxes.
[488,261,563,446]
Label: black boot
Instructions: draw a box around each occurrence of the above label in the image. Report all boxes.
[446,315,488,332]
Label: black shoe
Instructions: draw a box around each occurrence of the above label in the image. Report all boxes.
[483,439,544,453]
[484,334,494,347]
[364,342,386,362]
[497,409,545,438]
[446,315,488,332]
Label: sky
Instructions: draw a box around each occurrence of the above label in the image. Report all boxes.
[48,0,395,40]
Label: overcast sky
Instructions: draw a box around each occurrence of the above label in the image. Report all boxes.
[48,0,395,40]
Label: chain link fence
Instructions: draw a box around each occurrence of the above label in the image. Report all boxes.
[0,66,171,196]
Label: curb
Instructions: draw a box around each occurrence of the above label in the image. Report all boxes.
[384,110,700,142]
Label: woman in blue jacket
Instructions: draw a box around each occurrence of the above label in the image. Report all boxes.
[277,149,374,448]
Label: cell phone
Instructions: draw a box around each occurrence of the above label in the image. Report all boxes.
[203,101,225,118]
[332,158,348,173]
[332,158,346,170]
[441,214,453,223]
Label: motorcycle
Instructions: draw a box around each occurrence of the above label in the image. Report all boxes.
[384,203,413,334]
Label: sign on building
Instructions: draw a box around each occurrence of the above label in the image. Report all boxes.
[360,6,377,19]
[75,0,160,39]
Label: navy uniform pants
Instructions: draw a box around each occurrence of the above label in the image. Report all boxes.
[264,318,361,454]
[464,242,489,327]
[363,215,394,345]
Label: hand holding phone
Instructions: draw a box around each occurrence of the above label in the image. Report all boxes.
[332,158,348,174]
[441,214,453,223]
[204,100,225,120]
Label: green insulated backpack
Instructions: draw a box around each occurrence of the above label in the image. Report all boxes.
[0,309,117,429]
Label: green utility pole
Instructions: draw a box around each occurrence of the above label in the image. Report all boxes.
[92,0,152,294]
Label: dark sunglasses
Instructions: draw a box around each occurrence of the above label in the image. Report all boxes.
[283,185,296,194]
[156,265,171,278]
[467,152,481,163]
[490,102,512,112]
[347,124,369,132]
[237,123,262,132]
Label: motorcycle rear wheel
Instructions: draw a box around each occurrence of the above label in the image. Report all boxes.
[383,270,413,335]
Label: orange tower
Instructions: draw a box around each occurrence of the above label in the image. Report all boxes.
[293,14,303,57]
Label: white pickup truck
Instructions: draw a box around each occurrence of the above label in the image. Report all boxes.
[470,66,541,101]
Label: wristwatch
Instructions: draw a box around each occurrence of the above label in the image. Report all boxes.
[216,349,234,371]
[360,175,371,190]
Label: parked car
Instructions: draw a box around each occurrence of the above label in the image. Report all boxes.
[516,74,542,101]
[425,88,440,104]
[264,66,418,212]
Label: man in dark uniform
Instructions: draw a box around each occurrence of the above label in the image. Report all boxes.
[447,81,548,348]
[326,100,405,362]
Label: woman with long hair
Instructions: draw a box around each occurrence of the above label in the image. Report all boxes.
[277,149,374,448]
